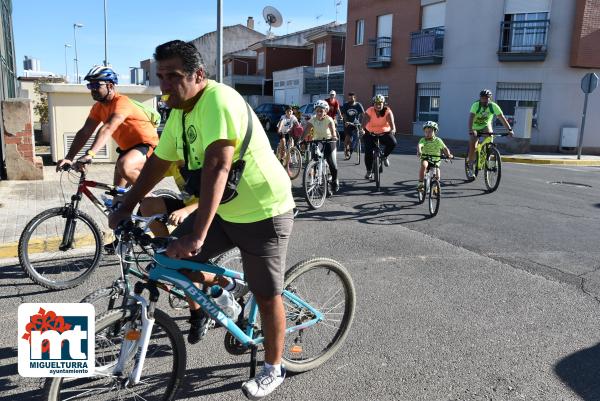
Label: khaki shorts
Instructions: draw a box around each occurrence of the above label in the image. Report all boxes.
[172,210,294,297]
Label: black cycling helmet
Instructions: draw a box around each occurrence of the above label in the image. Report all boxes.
[480,89,492,98]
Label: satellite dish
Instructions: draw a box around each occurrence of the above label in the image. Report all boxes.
[263,6,283,35]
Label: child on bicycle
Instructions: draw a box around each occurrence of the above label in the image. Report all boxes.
[417,121,453,191]
[304,100,339,192]
[276,106,300,160]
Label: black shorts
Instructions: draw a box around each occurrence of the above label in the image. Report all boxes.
[163,197,186,214]
[116,143,152,159]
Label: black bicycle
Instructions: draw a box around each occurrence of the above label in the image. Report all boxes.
[417,154,451,217]
[368,134,385,191]
[345,121,363,165]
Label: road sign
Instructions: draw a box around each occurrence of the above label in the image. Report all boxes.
[581,73,598,94]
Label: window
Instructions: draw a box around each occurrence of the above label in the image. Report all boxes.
[503,12,549,52]
[316,42,326,64]
[226,62,232,76]
[257,52,264,71]
[373,84,389,102]
[416,83,441,122]
[355,19,365,45]
[495,82,541,128]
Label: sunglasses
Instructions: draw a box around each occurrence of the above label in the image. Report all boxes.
[86,82,108,90]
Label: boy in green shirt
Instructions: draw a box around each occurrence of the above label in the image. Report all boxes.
[417,121,453,191]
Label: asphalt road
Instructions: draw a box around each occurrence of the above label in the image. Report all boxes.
[1,151,600,401]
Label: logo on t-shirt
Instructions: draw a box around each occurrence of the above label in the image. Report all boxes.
[187,125,198,144]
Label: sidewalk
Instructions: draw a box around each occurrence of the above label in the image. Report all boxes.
[0,164,177,258]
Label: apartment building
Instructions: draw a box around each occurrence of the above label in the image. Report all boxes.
[0,0,17,178]
[346,0,600,152]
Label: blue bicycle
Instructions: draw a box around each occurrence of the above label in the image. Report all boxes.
[44,220,356,400]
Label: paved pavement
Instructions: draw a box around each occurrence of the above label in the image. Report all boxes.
[1,141,600,400]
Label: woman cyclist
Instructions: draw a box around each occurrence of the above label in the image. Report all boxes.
[362,94,397,180]
[304,100,339,192]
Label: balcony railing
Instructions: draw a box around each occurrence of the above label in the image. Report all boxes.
[367,37,392,68]
[408,27,445,65]
[498,19,550,61]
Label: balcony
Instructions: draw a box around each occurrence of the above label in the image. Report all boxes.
[498,19,550,61]
[407,27,445,65]
[367,37,392,68]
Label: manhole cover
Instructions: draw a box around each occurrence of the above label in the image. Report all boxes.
[548,181,592,188]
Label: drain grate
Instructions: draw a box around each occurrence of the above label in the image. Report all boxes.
[548,181,592,188]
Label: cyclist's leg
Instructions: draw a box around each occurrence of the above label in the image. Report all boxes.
[277,134,285,159]
[115,144,150,186]
[468,134,477,163]
[418,159,428,184]
[364,133,375,173]
[381,132,397,158]
[138,196,185,237]
[222,211,293,396]
[351,128,359,152]
[324,141,338,186]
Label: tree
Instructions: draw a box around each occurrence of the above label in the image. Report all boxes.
[33,78,50,124]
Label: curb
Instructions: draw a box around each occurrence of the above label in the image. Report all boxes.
[501,156,600,166]
[0,231,112,260]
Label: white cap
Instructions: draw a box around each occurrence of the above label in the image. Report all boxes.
[329,90,336,95]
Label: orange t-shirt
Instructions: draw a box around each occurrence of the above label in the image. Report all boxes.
[88,93,159,152]
[365,106,392,134]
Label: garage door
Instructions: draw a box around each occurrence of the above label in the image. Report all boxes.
[285,88,300,105]
[274,89,285,104]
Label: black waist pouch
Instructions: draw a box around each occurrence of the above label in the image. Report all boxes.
[180,159,246,204]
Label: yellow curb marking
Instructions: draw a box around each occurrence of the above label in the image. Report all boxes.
[0,233,110,259]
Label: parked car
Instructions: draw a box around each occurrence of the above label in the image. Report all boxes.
[254,103,287,132]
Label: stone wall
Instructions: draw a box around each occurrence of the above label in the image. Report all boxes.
[2,98,43,180]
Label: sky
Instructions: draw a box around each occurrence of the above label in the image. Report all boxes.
[13,0,347,83]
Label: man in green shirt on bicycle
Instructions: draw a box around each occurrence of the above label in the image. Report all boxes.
[109,40,294,400]
[467,89,513,177]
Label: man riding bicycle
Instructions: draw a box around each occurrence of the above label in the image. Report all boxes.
[341,92,365,160]
[362,94,397,179]
[57,66,159,187]
[467,89,513,177]
[109,40,295,400]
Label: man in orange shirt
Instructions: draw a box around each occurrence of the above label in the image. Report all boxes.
[57,66,159,187]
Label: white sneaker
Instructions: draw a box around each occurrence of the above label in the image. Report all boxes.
[241,365,286,400]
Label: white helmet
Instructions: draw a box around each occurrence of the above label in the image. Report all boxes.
[314,100,329,112]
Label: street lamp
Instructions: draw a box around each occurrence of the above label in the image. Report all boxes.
[73,23,84,83]
[64,44,72,82]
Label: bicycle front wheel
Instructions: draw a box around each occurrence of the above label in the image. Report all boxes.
[373,154,381,191]
[281,258,356,373]
[428,179,441,217]
[464,146,476,182]
[287,147,303,180]
[44,306,186,401]
[355,136,361,165]
[484,146,502,192]
[303,160,327,210]
[18,207,103,290]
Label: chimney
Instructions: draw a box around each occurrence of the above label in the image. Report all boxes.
[247,16,254,30]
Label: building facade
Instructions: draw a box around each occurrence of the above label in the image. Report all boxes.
[413,0,600,152]
[0,0,17,178]
[344,0,420,134]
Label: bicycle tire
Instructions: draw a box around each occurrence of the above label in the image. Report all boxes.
[373,153,381,191]
[213,247,243,271]
[280,257,356,373]
[150,188,181,200]
[484,146,502,193]
[428,179,441,217]
[287,147,303,180]
[82,285,124,314]
[303,160,327,210]
[18,207,103,290]
[44,306,186,401]
[355,136,361,165]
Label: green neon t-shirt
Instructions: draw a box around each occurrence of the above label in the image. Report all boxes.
[154,80,295,223]
[470,101,503,130]
[419,137,446,161]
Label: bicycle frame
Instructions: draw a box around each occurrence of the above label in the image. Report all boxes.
[151,253,323,345]
[67,169,127,216]
[474,135,495,171]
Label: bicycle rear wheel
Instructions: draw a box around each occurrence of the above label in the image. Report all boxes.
[484,146,502,192]
[281,258,356,373]
[287,147,303,180]
[44,306,186,401]
[428,179,441,217]
[18,207,103,290]
[303,160,327,209]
